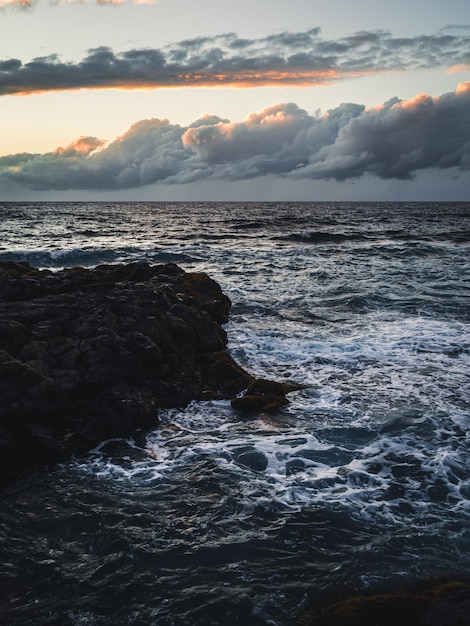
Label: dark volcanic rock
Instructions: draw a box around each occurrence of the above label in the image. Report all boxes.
[298,580,470,626]
[0,261,253,486]
[231,377,306,414]
[235,449,269,472]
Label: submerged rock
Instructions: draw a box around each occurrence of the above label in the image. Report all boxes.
[0,261,254,486]
[235,449,269,472]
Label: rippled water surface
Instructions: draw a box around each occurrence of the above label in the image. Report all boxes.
[0,201,469,624]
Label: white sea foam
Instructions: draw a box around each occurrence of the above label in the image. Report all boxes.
[75,391,470,530]
[2,201,470,624]
[72,275,469,526]
[227,313,470,414]
[65,221,469,532]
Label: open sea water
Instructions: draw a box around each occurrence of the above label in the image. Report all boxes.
[0,201,469,625]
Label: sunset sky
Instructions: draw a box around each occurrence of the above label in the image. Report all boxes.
[1,0,469,200]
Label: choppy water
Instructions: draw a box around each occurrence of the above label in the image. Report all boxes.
[0,201,469,625]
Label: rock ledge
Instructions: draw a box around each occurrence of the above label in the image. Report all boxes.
[0,261,256,486]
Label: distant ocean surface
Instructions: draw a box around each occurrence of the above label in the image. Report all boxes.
[1,201,469,625]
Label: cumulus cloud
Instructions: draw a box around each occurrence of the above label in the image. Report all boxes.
[0,28,469,94]
[182,103,312,166]
[1,83,469,190]
[53,136,105,156]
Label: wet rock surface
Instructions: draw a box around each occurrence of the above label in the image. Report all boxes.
[231,378,306,414]
[0,261,255,486]
[298,579,470,626]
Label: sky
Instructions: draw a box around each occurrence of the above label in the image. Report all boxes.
[0,0,469,201]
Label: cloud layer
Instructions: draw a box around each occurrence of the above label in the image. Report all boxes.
[1,83,469,191]
[1,28,470,94]
[0,0,31,7]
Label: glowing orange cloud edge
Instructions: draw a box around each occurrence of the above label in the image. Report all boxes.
[447,64,470,74]
[0,0,31,6]
[5,69,383,97]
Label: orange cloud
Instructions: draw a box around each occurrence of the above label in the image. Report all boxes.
[447,64,470,74]
[1,83,470,191]
[53,136,105,157]
[396,93,434,110]
[1,28,470,96]
[5,69,370,98]
[0,0,32,7]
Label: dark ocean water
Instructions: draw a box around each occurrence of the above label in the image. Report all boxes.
[0,201,469,625]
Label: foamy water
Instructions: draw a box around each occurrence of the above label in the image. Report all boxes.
[0,201,469,625]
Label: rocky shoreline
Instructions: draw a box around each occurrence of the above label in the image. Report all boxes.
[298,578,470,626]
[0,261,301,488]
[2,262,469,625]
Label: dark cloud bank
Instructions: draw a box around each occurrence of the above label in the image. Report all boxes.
[1,83,469,191]
[0,28,470,94]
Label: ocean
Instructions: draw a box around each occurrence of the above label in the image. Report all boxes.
[0,201,469,625]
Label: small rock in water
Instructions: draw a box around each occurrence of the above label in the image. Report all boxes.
[231,377,305,414]
[235,450,269,472]
[286,459,306,475]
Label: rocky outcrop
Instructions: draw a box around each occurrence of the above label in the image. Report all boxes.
[0,261,258,486]
[231,378,306,413]
[298,579,470,626]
